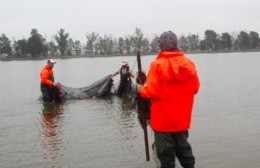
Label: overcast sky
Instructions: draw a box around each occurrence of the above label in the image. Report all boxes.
[1,0,259,42]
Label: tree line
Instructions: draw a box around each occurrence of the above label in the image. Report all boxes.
[0,28,259,59]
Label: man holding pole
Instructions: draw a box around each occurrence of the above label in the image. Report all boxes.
[137,31,200,168]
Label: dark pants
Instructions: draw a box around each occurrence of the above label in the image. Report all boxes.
[154,131,195,168]
[41,85,61,103]
[117,78,132,97]
[41,85,52,102]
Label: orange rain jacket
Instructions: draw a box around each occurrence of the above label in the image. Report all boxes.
[140,51,200,132]
[40,65,54,87]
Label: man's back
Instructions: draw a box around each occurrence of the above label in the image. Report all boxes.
[141,51,200,132]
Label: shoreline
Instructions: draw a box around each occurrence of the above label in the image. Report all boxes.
[1,49,260,61]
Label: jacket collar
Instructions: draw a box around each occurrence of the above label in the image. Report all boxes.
[157,51,184,59]
[44,65,53,71]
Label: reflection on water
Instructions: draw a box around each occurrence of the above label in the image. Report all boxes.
[117,96,141,147]
[40,103,64,168]
[120,96,135,114]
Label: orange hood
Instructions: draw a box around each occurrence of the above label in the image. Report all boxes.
[157,51,197,81]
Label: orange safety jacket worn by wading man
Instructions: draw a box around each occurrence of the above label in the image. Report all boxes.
[40,65,54,87]
[140,51,200,132]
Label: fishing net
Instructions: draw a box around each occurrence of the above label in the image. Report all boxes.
[58,74,113,100]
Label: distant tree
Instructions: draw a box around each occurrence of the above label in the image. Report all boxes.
[93,39,101,55]
[106,35,116,55]
[55,28,69,56]
[178,35,189,52]
[116,37,124,54]
[187,34,200,52]
[220,32,232,51]
[27,29,47,57]
[249,31,259,49]
[47,41,57,56]
[203,30,219,51]
[97,34,115,55]
[85,32,99,55]
[130,28,144,52]
[14,39,28,56]
[74,40,82,56]
[141,38,150,54]
[124,37,131,54]
[111,38,118,55]
[0,34,12,57]
[150,35,160,53]
[199,40,208,51]
[96,36,104,54]
[237,31,250,50]
[232,39,239,51]
[66,39,82,56]
[66,38,74,56]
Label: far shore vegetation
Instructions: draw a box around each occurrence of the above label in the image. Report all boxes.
[1,28,260,61]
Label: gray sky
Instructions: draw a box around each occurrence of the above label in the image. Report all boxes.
[1,0,259,42]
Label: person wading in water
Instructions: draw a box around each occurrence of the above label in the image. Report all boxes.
[114,60,134,97]
[137,31,200,168]
[40,59,61,103]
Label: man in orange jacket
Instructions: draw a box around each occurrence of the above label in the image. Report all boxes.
[40,59,60,102]
[137,31,200,168]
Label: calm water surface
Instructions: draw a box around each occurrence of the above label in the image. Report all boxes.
[0,52,260,168]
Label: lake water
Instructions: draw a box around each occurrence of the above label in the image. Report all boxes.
[0,52,260,168]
